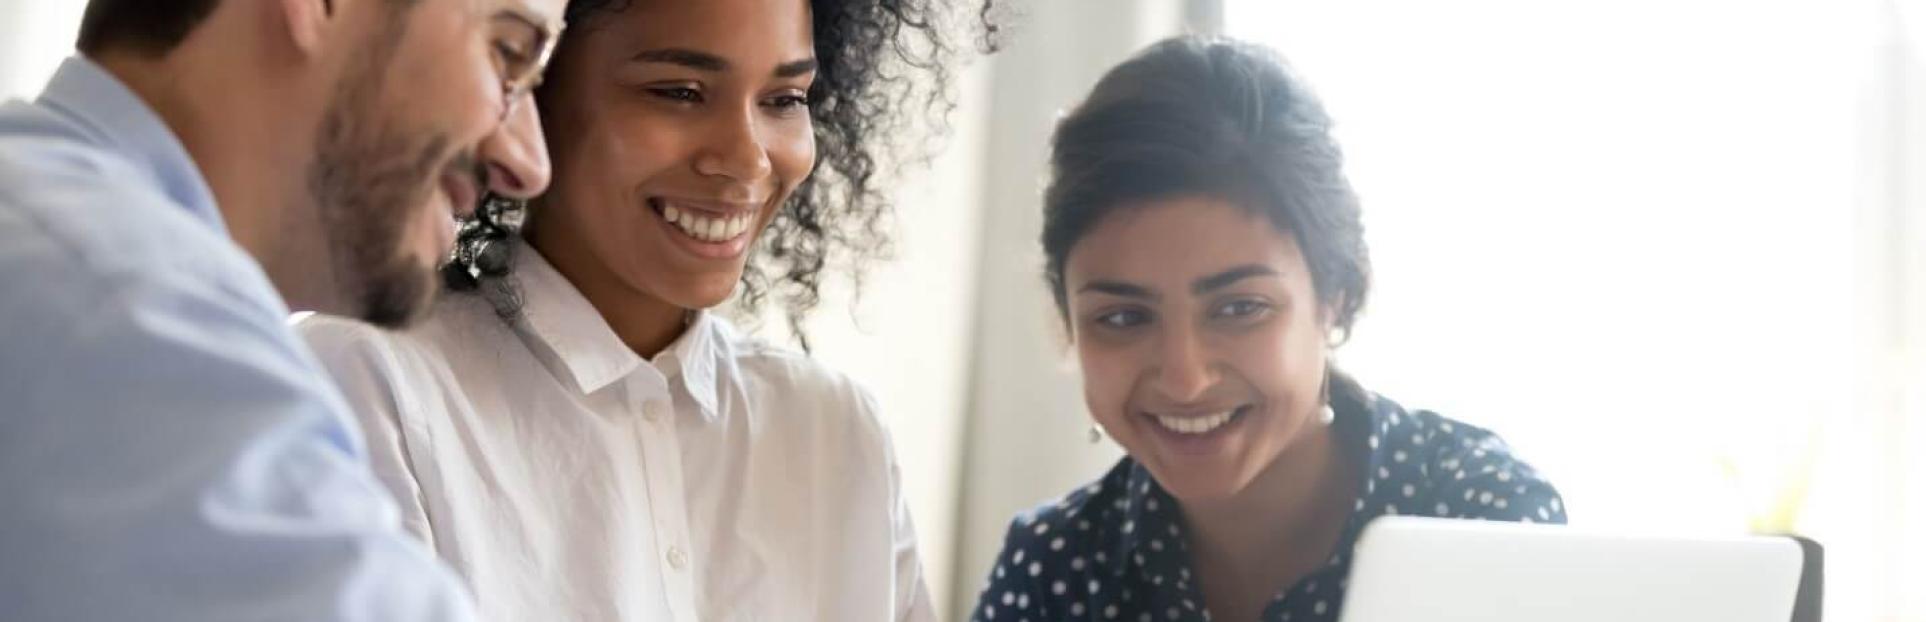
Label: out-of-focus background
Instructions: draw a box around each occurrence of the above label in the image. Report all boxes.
[6,1,1923,620]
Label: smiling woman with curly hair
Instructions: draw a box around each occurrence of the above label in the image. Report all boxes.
[294,0,988,619]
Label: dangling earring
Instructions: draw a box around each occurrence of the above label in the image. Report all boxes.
[1318,363,1337,425]
[1087,422,1106,444]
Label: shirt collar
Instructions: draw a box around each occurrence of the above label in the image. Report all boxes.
[510,240,736,421]
[650,309,741,422]
[36,56,222,233]
[1106,461,1175,579]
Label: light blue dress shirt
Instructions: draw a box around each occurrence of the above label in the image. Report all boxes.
[0,57,477,621]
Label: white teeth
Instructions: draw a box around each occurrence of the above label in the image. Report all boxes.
[661,201,752,243]
[1153,410,1237,435]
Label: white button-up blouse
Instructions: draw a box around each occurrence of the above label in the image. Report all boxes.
[297,243,932,622]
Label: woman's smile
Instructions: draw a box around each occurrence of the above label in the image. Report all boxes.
[1140,404,1257,456]
[648,196,762,259]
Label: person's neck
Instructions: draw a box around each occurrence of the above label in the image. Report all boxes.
[527,225,689,358]
[94,45,338,313]
[1181,414,1357,621]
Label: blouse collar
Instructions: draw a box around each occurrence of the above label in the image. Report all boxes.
[509,239,740,422]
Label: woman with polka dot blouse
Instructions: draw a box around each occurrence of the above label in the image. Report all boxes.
[971,36,1567,622]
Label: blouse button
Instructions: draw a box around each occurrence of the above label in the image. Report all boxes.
[667,546,689,570]
[642,403,663,423]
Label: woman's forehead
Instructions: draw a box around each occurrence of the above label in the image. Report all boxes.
[1066,196,1308,290]
[593,0,814,57]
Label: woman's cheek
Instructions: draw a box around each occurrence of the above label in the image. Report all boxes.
[766,119,816,187]
[1079,341,1138,418]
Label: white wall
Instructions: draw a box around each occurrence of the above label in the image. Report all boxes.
[0,0,83,99]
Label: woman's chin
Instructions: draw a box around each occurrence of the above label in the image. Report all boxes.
[653,276,742,312]
[1140,456,1255,505]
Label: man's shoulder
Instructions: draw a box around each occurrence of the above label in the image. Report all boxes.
[0,136,234,274]
[0,124,296,402]
[0,122,273,321]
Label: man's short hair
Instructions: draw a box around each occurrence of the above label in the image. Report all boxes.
[77,0,222,56]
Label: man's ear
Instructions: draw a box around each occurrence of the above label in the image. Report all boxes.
[275,0,336,58]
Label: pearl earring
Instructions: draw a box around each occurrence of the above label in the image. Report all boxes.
[1319,360,1338,425]
[1088,423,1105,444]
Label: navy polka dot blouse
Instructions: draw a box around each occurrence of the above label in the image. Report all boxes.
[972,382,1567,622]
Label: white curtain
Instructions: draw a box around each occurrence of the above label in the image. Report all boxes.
[1226,0,1923,619]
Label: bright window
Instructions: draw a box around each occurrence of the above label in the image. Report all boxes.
[1228,1,1916,619]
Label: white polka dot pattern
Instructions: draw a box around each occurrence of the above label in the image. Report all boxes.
[970,388,1567,621]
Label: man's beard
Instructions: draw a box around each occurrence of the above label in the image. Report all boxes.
[306,18,469,328]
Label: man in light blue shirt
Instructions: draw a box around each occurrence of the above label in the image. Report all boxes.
[0,0,563,619]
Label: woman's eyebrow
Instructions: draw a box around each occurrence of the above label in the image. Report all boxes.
[1079,280,1157,300]
[775,58,819,78]
[631,48,729,71]
[1192,264,1279,294]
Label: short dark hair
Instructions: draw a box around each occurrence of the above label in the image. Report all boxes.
[77,0,222,56]
[1042,35,1371,338]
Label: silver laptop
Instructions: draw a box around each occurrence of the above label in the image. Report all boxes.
[1339,517,1820,622]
